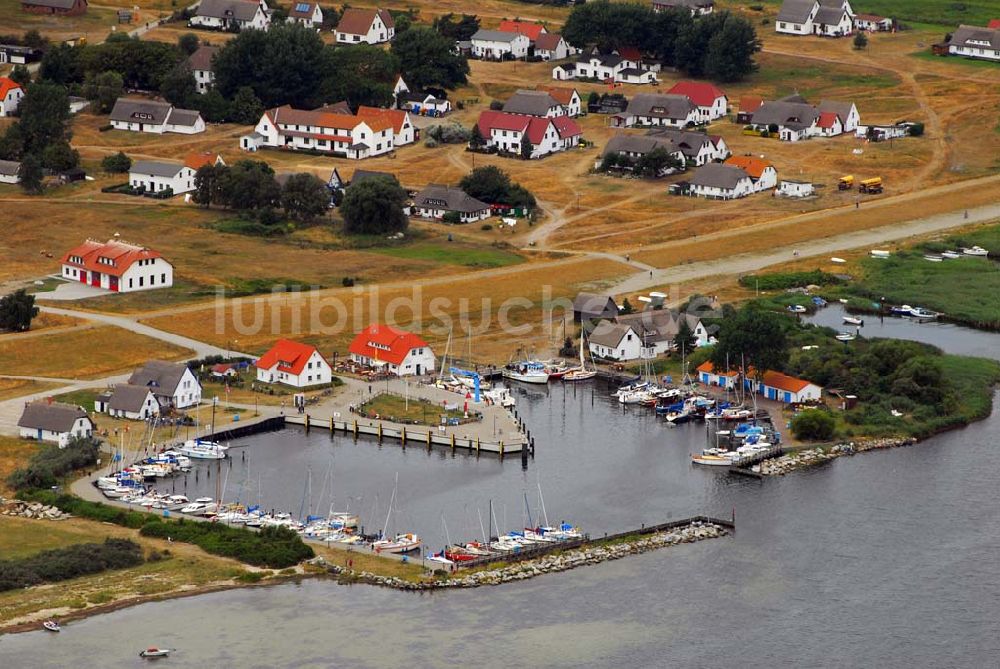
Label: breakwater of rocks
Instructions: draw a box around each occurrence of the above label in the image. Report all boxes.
[0,497,72,520]
[756,437,918,476]
[313,521,728,590]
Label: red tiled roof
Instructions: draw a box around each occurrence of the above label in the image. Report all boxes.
[61,239,164,278]
[256,339,322,376]
[739,96,763,114]
[356,105,408,134]
[498,20,546,40]
[267,105,393,133]
[184,151,221,170]
[538,85,577,105]
[0,77,23,100]
[817,111,840,129]
[725,155,773,179]
[533,33,563,51]
[666,81,726,108]
[696,361,740,377]
[349,324,429,366]
[552,115,582,138]
[989,19,1000,29]
[478,111,560,145]
[336,7,392,35]
[760,370,814,393]
[288,1,317,19]
[617,46,642,62]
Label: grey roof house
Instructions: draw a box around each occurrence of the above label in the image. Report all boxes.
[411,184,491,223]
[110,98,205,135]
[615,93,698,128]
[17,401,94,447]
[573,292,619,322]
[502,90,564,118]
[0,158,21,184]
[107,384,160,419]
[128,360,202,409]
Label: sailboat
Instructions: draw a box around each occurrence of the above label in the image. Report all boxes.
[371,474,421,554]
[563,329,596,382]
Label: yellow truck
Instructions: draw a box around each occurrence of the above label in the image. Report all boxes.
[858,177,883,194]
[838,175,854,190]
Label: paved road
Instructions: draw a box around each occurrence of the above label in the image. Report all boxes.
[610,201,1000,295]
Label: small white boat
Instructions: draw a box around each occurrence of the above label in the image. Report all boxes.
[908,307,939,320]
[924,254,943,263]
[787,304,808,314]
[835,332,856,342]
[691,451,734,466]
[43,620,60,632]
[427,552,455,567]
[502,361,550,384]
[178,439,228,460]
[962,245,989,257]
[483,387,516,407]
[372,533,421,554]
[842,316,864,326]
[870,249,891,258]
[830,257,846,264]
[838,298,849,304]
[941,251,961,259]
[139,647,173,658]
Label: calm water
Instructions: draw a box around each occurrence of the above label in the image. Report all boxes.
[4,312,999,668]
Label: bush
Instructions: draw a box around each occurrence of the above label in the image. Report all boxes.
[0,539,143,592]
[6,437,99,492]
[791,409,836,441]
[909,122,924,137]
[481,223,492,230]
[101,151,132,173]
[342,276,355,287]
[738,270,843,291]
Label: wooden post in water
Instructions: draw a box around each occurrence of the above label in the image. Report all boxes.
[499,441,504,459]
[450,433,455,450]
[476,436,480,453]
[427,430,432,449]
[329,416,334,432]
[353,419,358,437]
[304,414,310,432]
[377,422,383,441]
[401,426,406,446]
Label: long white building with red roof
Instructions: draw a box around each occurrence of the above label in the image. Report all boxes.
[256,339,332,387]
[475,110,582,159]
[349,324,435,376]
[61,239,173,293]
[242,104,413,159]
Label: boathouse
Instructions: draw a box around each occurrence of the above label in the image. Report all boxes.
[696,362,822,403]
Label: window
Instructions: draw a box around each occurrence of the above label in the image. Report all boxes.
[161,273,166,283]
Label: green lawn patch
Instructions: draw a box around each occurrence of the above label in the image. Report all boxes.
[52,389,100,413]
[357,392,469,426]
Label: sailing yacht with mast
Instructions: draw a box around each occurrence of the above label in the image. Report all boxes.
[562,328,596,382]
[371,474,421,554]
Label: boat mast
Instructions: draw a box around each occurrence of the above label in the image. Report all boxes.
[438,329,452,382]
[382,474,398,540]
[537,481,550,527]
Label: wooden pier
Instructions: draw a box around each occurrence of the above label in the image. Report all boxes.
[284,413,528,456]
[728,446,785,476]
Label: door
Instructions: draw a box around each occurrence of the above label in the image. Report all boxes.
[784,391,792,403]
[79,271,87,284]
[416,364,422,375]
[37,428,42,440]
[91,271,101,287]
[110,276,119,292]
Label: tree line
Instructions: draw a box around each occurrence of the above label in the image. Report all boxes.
[562,1,761,82]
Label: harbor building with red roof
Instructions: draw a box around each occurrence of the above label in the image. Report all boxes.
[349,324,435,376]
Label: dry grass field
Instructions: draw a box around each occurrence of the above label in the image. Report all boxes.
[0,326,192,379]
[0,378,61,402]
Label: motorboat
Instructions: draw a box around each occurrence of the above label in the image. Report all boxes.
[489,537,522,553]
[444,546,480,562]
[941,250,961,259]
[962,245,989,257]
[139,648,173,658]
[43,620,60,632]
[787,304,807,314]
[372,533,422,553]
[924,254,943,263]
[835,332,856,342]
[842,316,864,326]
[908,307,939,320]
[178,439,228,460]
[483,387,516,408]
[502,361,550,384]
[427,551,455,568]
[691,450,735,466]
[179,500,217,515]
[890,304,915,316]
[329,512,359,529]
[870,249,891,258]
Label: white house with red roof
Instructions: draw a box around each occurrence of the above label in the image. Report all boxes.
[244,105,400,159]
[61,239,173,293]
[256,339,332,387]
[0,77,23,117]
[666,81,728,122]
[497,20,547,42]
[476,110,582,158]
[349,324,435,376]
[335,7,395,44]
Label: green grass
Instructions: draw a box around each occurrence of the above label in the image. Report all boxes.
[53,388,100,413]
[837,252,1000,329]
[26,277,63,294]
[358,393,468,425]
[749,62,899,99]
[367,242,525,269]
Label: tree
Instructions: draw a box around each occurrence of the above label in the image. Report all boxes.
[587,90,600,107]
[562,0,659,53]
[520,134,532,159]
[621,298,635,314]
[280,173,330,222]
[0,289,39,332]
[83,36,181,91]
[191,88,229,123]
[39,43,84,85]
[101,151,132,173]
[81,70,123,114]
[23,29,47,51]
[18,154,43,194]
[178,32,201,56]
[16,82,70,156]
[433,13,480,41]
[711,304,788,384]
[318,45,399,109]
[468,123,486,150]
[636,147,681,177]
[791,410,836,441]
[673,319,698,354]
[853,31,868,50]
[228,86,264,125]
[192,164,223,207]
[158,64,197,108]
[216,160,280,211]
[703,13,761,82]
[213,23,326,107]
[391,27,469,90]
[41,140,79,172]
[340,177,408,235]
[459,166,536,208]
[9,65,30,86]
